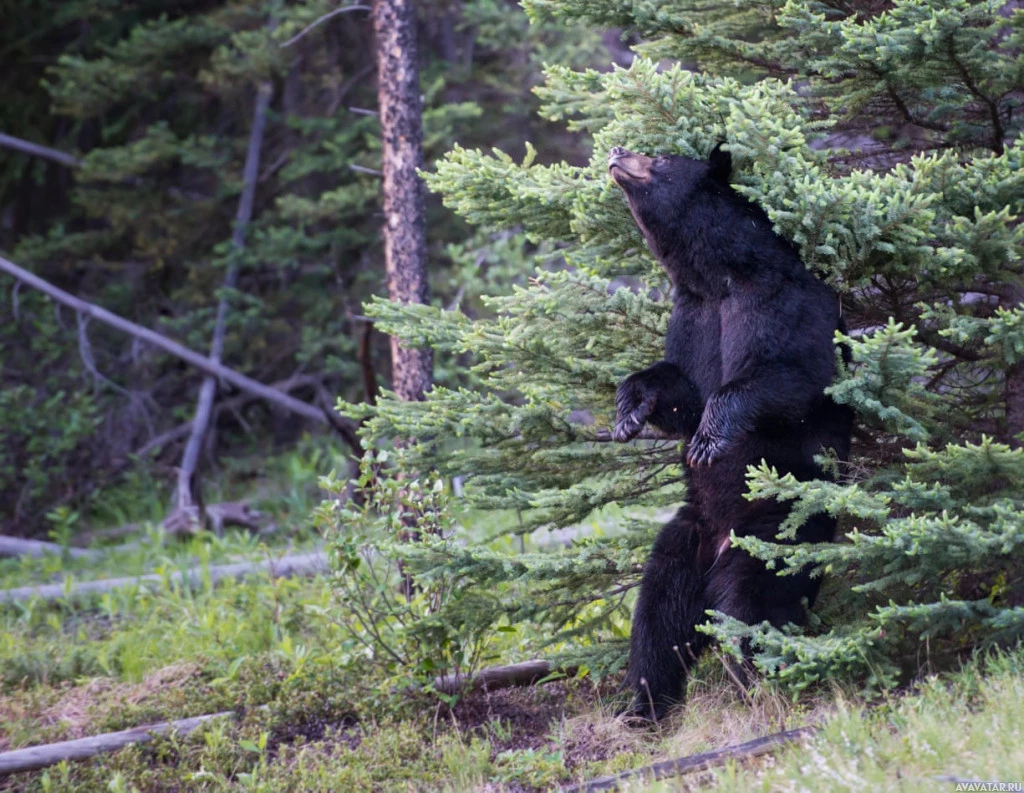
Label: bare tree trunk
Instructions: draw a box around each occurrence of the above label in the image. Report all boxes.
[0,712,234,776]
[170,82,273,533]
[0,535,98,560]
[373,0,433,402]
[372,0,434,598]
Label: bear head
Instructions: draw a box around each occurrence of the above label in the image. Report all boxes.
[608,144,737,289]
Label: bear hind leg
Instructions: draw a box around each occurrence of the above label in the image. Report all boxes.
[625,507,710,720]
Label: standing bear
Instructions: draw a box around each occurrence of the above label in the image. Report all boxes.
[607,144,853,720]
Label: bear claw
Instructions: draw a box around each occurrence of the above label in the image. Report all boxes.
[686,431,724,466]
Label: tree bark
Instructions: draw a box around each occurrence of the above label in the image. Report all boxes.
[373,0,433,402]
[171,80,273,533]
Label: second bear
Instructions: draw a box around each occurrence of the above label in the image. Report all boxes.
[608,144,853,719]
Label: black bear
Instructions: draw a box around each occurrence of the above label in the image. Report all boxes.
[607,144,853,720]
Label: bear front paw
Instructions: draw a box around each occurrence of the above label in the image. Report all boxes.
[614,387,656,442]
[686,428,727,467]
[613,411,647,442]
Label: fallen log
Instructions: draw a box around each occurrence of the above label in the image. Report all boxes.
[0,535,99,560]
[432,660,574,695]
[0,551,328,604]
[0,658,571,776]
[0,711,233,777]
[564,726,816,793]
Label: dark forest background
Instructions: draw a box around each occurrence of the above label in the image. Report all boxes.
[0,0,605,536]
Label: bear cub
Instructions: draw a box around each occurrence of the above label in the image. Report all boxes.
[608,144,853,720]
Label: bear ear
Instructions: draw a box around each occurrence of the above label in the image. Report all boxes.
[708,142,731,183]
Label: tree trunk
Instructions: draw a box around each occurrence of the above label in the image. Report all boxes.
[373,0,433,402]
[372,0,433,598]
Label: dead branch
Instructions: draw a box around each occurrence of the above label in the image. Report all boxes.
[132,374,327,459]
[279,4,371,48]
[170,79,273,534]
[0,711,233,777]
[0,535,99,560]
[564,726,817,793]
[0,254,339,427]
[0,551,328,604]
[0,132,81,168]
[163,501,265,538]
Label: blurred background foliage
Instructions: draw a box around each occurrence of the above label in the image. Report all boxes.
[0,0,602,533]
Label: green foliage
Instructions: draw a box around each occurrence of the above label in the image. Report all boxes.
[314,452,497,692]
[355,0,1024,694]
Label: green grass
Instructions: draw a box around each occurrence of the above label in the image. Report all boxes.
[1,471,1022,791]
[635,651,1024,791]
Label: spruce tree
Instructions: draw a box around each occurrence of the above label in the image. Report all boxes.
[352,0,1024,687]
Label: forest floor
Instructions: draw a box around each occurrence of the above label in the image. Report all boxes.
[0,486,1022,790]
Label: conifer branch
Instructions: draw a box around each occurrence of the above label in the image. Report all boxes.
[946,37,1005,154]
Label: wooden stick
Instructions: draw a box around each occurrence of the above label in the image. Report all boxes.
[279,4,370,48]
[564,727,816,793]
[0,552,328,604]
[0,536,98,560]
[0,254,332,426]
[0,711,233,777]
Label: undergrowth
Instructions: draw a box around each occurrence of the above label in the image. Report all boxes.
[0,452,1022,791]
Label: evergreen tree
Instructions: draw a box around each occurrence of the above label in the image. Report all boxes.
[352,0,1024,687]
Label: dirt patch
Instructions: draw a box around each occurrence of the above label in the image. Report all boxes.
[450,682,570,754]
[0,663,204,750]
[268,713,361,756]
[560,713,649,771]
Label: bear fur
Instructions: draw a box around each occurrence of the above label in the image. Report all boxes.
[608,144,853,720]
